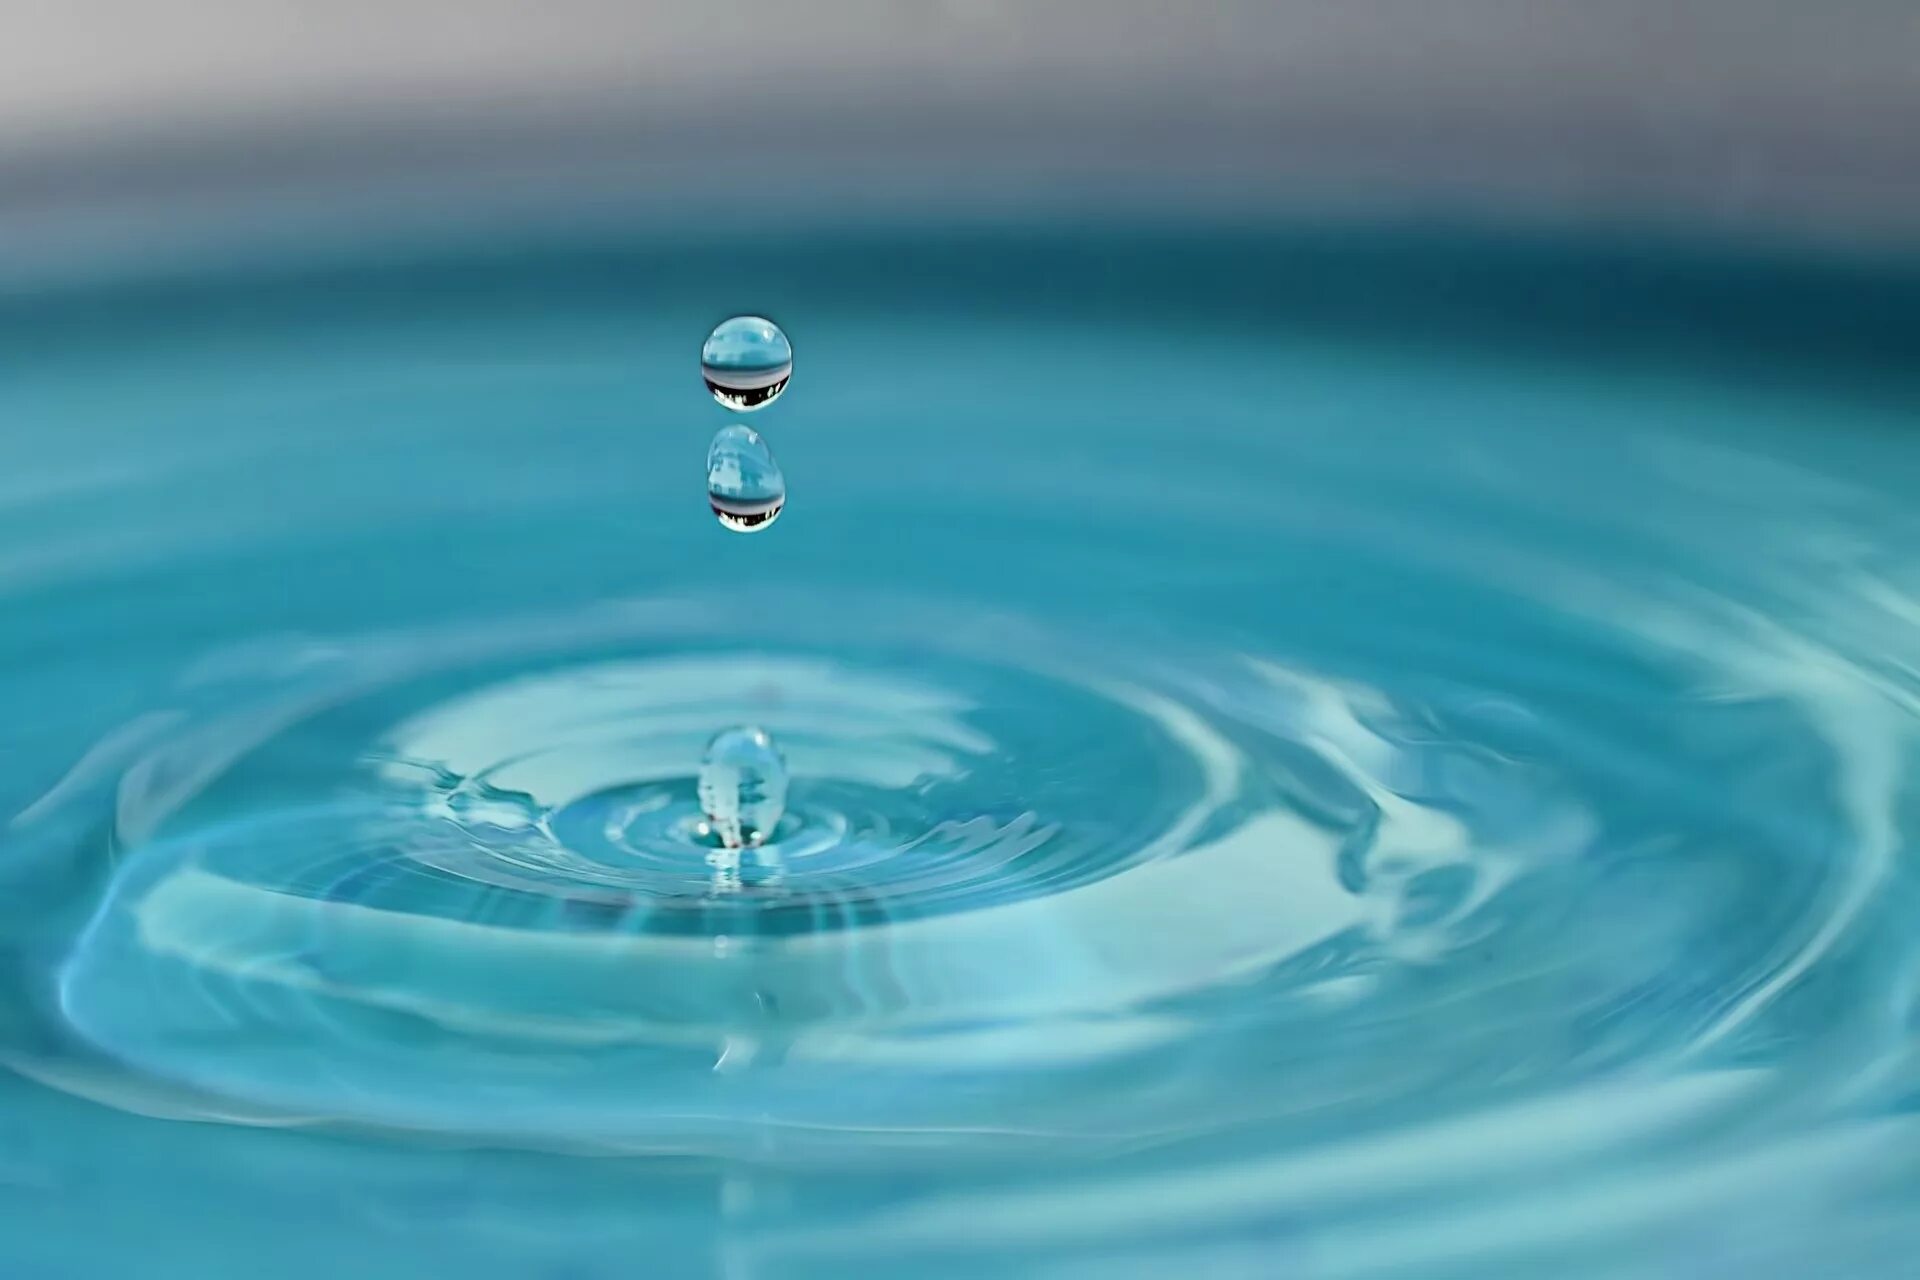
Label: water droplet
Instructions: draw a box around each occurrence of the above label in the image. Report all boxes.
[706,425,786,532]
[701,316,792,411]
[697,726,789,850]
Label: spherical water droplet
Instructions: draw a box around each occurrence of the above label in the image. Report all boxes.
[701,316,792,412]
[706,424,786,532]
[698,726,789,850]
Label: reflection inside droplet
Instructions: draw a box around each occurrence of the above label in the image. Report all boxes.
[697,725,789,850]
[706,424,786,532]
[700,315,792,411]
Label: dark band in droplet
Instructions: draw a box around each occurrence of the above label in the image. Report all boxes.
[709,497,784,529]
[703,374,790,409]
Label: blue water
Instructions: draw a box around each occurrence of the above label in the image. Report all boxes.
[3,225,1920,1277]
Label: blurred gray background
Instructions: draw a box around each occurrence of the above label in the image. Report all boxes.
[1,1,1917,279]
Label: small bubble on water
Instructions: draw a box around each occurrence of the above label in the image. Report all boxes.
[698,725,789,850]
[701,316,792,412]
[706,424,786,532]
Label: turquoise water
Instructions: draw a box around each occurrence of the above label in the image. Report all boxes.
[3,225,1920,1277]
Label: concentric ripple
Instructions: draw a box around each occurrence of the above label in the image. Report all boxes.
[30,598,1577,1149]
[3,228,1920,1276]
[22,551,1890,1166]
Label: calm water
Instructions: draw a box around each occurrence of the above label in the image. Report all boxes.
[3,226,1920,1277]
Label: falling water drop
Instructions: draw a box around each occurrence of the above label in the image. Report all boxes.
[697,726,789,850]
[706,425,786,532]
[701,316,792,411]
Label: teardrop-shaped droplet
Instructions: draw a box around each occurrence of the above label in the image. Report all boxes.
[706,424,786,532]
[697,726,789,850]
[700,316,792,412]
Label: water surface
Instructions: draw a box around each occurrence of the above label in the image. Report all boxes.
[2,226,1919,1278]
